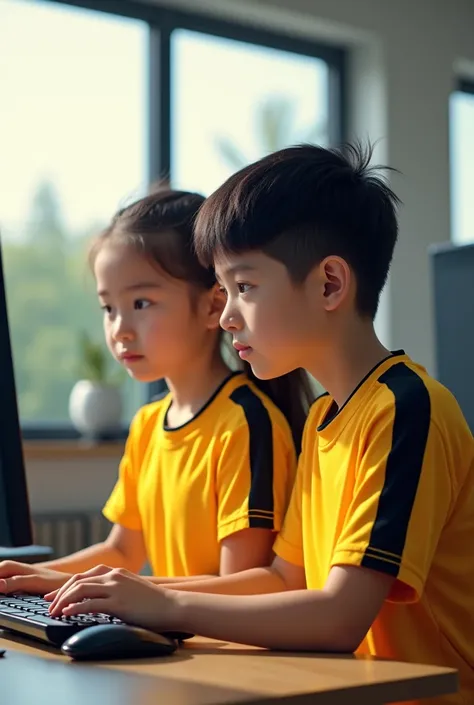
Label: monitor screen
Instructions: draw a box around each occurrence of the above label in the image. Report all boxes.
[0,237,34,547]
[430,241,474,433]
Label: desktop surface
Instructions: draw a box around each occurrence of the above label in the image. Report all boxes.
[0,631,457,705]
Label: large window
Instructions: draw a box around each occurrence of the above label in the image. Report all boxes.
[450,82,474,244]
[171,30,331,194]
[0,0,345,437]
[0,0,147,432]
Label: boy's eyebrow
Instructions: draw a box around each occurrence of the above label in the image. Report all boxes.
[97,282,162,296]
[218,264,256,277]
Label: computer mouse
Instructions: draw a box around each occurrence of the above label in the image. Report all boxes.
[61,624,177,661]
[162,630,195,642]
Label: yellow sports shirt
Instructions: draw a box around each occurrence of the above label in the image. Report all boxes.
[275,352,474,705]
[104,372,296,578]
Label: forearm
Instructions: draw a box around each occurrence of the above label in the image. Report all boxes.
[163,567,287,595]
[38,543,132,574]
[147,574,216,586]
[166,589,353,652]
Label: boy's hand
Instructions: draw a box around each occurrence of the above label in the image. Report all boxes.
[0,561,72,594]
[47,566,176,631]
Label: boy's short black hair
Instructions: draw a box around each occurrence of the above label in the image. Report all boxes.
[194,142,401,319]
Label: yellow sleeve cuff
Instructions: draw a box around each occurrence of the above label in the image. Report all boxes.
[332,548,424,603]
[102,504,142,532]
[217,512,280,542]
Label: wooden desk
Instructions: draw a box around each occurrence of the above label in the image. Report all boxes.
[0,632,457,705]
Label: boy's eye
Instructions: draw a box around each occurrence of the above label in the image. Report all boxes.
[101,304,112,314]
[218,285,228,296]
[134,298,151,310]
[237,283,251,294]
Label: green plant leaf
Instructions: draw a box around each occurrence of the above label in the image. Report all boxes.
[77,330,122,386]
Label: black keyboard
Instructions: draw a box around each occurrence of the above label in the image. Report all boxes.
[0,593,194,648]
[0,592,125,647]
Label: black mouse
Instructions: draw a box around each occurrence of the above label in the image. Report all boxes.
[61,624,177,661]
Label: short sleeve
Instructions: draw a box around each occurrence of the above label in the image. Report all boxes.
[332,408,453,603]
[273,459,305,567]
[102,412,144,531]
[216,420,296,543]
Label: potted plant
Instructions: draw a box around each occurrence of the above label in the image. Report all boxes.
[68,332,123,440]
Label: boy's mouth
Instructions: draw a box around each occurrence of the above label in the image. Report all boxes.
[233,342,253,359]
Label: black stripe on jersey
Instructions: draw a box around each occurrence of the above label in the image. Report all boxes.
[360,363,431,577]
[163,371,244,431]
[318,351,406,431]
[230,385,274,529]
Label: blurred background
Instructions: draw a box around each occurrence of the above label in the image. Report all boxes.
[1,0,473,432]
[0,0,473,549]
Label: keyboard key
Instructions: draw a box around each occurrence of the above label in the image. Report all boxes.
[0,607,27,616]
[25,614,58,625]
[1,594,124,631]
[19,597,45,603]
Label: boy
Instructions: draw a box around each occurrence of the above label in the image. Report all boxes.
[40,143,474,704]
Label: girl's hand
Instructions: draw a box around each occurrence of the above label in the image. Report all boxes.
[47,565,176,631]
[0,561,72,595]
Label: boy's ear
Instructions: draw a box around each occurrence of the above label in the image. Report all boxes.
[205,284,227,330]
[319,256,352,311]
[303,256,352,311]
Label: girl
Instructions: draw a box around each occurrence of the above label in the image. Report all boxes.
[0,189,313,595]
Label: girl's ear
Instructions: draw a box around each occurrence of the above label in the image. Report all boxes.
[205,284,227,330]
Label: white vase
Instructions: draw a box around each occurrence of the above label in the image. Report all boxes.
[69,380,122,439]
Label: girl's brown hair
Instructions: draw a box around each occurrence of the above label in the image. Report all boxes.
[90,189,314,451]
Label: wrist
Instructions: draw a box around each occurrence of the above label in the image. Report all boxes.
[163,587,192,632]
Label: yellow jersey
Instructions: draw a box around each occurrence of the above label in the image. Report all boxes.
[104,372,296,578]
[275,352,474,705]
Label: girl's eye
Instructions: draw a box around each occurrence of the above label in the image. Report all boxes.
[134,298,152,310]
[218,285,228,296]
[237,283,251,294]
[101,304,112,314]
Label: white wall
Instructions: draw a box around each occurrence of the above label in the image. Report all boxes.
[144,0,474,372]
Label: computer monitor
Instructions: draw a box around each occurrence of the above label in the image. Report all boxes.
[430,240,474,433]
[0,238,34,547]
[0,238,52,560]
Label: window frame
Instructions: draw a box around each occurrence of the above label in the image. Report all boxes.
[449,77,474,249]
[15,0,346,439]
